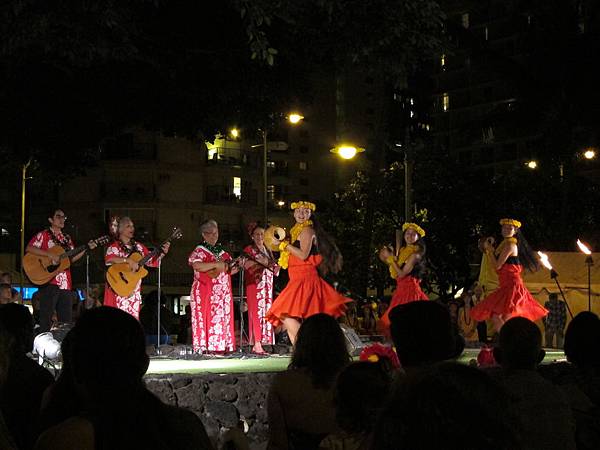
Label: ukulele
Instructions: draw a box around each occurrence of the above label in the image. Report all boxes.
[106,227,182,297]
[23,235,110,285]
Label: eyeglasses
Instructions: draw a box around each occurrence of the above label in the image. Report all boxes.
[54,214,67,220]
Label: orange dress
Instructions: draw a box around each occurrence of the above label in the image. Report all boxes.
[470,262,548,322]
[266,250,350,327]
[379,275,428,330]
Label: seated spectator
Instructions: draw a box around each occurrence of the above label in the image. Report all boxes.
[0,272,22,303]
[267,313,351,450]
[0,303,54,450]
[0,283,12,304]
[492,317,576,450]
[34,306,213,450]
[371,362,522,450]
[0,328,18,450]
[389,301,464,373]
[139,290,174,346]
[320,346,397,450]
[539,312,600,449]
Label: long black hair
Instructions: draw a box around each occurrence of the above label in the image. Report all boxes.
[403,233,427,280]
[514,229,540,272]
[311,214,343,276]
[289,314,351,389]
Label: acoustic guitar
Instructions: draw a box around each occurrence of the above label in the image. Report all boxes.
[23,235,110,285]
[106,227,182,297]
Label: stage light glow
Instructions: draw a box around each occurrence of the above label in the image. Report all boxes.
[537,251,553,270]
[577,239,592,255]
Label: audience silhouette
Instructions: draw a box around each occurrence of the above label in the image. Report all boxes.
[267,313,351,450]
[34,306,213,450]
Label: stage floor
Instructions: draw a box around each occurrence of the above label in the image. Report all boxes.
[146,348,567,375]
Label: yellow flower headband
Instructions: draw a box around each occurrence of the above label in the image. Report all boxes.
[402,222,426,237]
[499,218,522,228]
[290,201,316,211]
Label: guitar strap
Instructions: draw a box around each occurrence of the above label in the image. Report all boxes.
[48,228,72,251]
[118,239,139,258]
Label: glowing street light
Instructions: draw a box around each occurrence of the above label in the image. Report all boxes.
[287,113,304,125]
[230,128,240,139]
[525,160,538,169]
[330,145,365,160]
[583,148,596,160]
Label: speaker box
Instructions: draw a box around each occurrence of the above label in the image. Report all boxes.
[340,323,366,356]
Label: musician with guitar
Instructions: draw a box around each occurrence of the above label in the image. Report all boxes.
[188,219,238,353]
[243,222,279,354]
[26,208,98,332]
[103,217,170,319]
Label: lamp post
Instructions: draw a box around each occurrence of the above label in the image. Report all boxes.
[577,239,594,312]
[20,158,32,297]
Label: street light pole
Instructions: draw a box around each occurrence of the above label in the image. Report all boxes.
[20,158,32,297]
[262,129,268,225]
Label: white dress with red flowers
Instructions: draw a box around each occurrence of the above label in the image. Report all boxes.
[244,245,276,346]
[188,245,236,353]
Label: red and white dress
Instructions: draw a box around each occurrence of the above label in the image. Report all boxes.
[28,230,74,290]
[244,244,277,346]
[104,241,159,319]
[188,245,236,353]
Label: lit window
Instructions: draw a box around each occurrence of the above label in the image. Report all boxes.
[232,177,242,198]
[410,98,414,105]
[410,111,415,118]
[267,161,275,168]
[442,93,450,112]
[267,185,275,201]
[299,162,308,170]
[462,13,469,29]
[440,54,446,69]
[208,148,217,160]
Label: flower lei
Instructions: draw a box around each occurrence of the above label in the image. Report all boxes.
[387,244,419,279]
[277,220,313,269]
[359,343,401,369]
[118,239,139,256]
[494,237,517,256]
[201,241,225,257]
[48,228,72,250]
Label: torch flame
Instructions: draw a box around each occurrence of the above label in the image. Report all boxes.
[537,251,553,270]
[577,239,592,255]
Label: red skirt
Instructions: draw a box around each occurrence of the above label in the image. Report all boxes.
[470,264,548,322]
[266,254,350,327]
[379,275,428,330]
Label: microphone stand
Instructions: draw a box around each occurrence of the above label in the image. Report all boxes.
[157,258,163,354]
[85,253,90,309]
[550,269,573,319]
[237,261,249,353]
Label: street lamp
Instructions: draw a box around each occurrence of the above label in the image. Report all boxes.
[583,148,596,160]
[260,113,304,224]
[20,158,33,297]
[525,160,538,169]
[230,128,240,139]
[330,144,365,160]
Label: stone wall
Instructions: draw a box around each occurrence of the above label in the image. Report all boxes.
[145,372,276,450]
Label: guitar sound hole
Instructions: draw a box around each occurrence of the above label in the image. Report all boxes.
[118,272,129,284]
[47,264,59,272]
